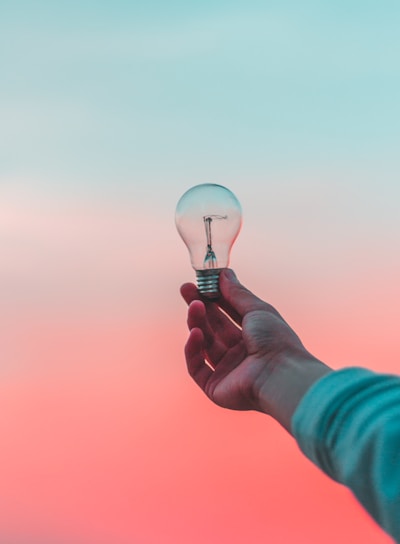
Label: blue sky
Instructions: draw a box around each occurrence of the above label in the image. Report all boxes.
[1,1,400,313]
[1,1,400,192]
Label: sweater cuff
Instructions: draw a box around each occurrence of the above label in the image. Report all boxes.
[291,367,377,480]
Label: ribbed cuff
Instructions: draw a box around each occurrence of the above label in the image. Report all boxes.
[291,367,377,480]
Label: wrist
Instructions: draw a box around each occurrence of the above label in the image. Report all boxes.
[254,350,332,434]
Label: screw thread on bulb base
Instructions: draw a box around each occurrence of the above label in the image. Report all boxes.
[196,269,222,299]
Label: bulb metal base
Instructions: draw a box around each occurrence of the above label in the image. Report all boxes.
[196,269,222,299]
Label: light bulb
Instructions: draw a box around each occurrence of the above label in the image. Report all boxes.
[175,183,242,298]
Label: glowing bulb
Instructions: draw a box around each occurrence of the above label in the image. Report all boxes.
[175,183,242,298]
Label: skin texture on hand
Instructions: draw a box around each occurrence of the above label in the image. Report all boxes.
[181,269,332,433]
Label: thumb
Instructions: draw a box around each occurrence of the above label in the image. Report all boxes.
[219,269,271,319]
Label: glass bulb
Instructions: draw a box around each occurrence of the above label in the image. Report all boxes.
[175,183,242,298]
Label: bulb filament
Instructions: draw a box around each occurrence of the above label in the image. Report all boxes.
[203,215,227,268]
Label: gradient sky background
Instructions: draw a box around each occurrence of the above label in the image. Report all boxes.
[1,1,400,543]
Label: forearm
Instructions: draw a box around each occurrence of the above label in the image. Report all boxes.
[255,351,332,434]
[291,368,400,541]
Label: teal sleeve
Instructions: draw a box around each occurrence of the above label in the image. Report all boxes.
[292,367,400,542]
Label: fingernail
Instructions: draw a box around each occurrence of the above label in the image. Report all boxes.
[223,268,237,281]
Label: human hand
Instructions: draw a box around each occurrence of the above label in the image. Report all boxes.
[181,269,331,432]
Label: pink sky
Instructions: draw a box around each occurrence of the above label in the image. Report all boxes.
[0,180,397,542]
